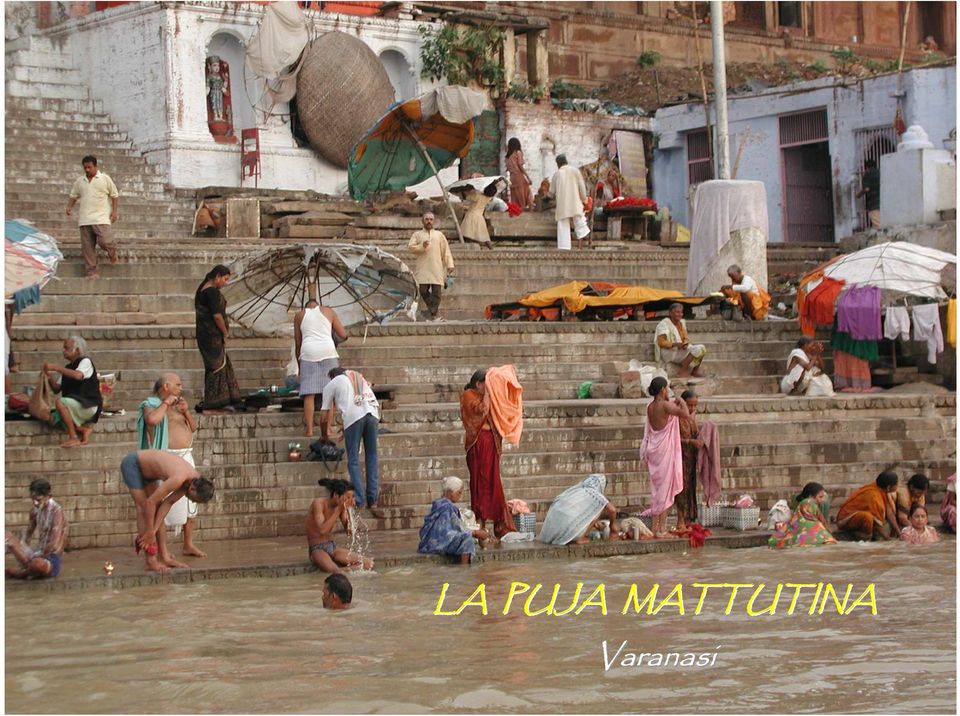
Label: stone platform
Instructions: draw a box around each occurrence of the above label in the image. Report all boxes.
[4,529,774,594]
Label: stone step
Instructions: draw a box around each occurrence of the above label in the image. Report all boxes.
[4,96,104,114]
[6,403,952,454]
[6,78,90,100]
[8,454,955,549]
[5,423,950,477]
[4,119,123,136]
[5,122,128,141]
[7,64,84,85]
[6,393,952,442]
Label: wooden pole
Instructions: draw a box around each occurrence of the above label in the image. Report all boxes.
[402,120,465,243]
[691,1,713,167]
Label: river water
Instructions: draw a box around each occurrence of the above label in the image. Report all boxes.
[5,540,955,714]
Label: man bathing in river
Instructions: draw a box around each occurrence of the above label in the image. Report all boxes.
[322,573,354,609]
[120,450,215,572]
[6,479,67,579]
[306,478,374,573]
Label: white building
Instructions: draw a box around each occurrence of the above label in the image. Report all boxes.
[9,1,430,193]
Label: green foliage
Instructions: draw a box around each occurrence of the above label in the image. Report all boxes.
[549,78,591,99]
[636,50,661,68]
[807,59,828,73]
[862,58,884,73]
[417,24,506,88]
[920,51,947,64]
[830,47,859,72]
[507,80,546,102]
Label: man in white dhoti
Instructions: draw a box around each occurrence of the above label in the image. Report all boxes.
[654,304,707,377]
[549,155,590,251]
[136,372,205,557]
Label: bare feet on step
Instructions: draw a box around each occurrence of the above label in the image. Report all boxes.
[182,544,207,558]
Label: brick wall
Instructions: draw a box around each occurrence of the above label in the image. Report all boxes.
[502,99,651,190]
[496,1,941,87]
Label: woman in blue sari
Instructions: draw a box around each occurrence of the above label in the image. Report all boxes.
[418,477,489,564]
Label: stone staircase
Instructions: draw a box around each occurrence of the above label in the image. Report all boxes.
[7,245,956,549]
[4,35,954,553]
[5,393,954,548]
[14,242,832,326]
[4,36,195,246]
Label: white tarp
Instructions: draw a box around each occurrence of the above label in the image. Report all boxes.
[686,180,768,296]
[245,2,309,80]
[419,86,487,124]
[818,241,957,300]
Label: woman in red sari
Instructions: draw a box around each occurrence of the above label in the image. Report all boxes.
[460,369,515,539]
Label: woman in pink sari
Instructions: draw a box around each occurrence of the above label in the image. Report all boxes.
[640,377,688,538]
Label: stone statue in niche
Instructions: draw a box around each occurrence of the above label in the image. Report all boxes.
[205,55,235,142]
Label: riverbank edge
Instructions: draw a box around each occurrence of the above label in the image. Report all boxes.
[6,532,770,593]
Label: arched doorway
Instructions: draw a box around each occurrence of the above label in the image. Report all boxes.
[379,49,415,102]
[207,32,260,137]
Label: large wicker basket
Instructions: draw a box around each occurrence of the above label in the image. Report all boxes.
[296,31,396,168]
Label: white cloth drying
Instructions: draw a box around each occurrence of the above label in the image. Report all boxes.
[911,303,944,364]
[883,306,911,341]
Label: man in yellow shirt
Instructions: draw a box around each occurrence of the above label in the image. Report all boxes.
[66,155,120,279]
[407,212,455,321]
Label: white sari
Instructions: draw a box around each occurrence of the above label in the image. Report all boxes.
[538,474,609,545]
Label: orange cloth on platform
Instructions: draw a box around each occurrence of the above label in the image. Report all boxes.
[484,365,524,445]
[519,281,590,308]
[518,281,706,314]
[836,483,889,537]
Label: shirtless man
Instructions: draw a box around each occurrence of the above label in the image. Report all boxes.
[119,450,215,573]
[138,372,204,557]
[6,479,68,579]
[306,478,373,573]
[322,573,353,610]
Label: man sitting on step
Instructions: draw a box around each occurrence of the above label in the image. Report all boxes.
[119,450,215,573]
[5,479,67,580]
[654,303,707,378]
[307,478,373,574]
[720,264,771,321]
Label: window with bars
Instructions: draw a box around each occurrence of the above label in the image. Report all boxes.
[779,109,828,146]
[686,129,713,186]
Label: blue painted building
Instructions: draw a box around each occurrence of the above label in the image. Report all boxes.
[652,66,956,243]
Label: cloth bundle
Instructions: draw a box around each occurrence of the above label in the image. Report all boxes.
[485,365,524,445]
[506,499,531,515]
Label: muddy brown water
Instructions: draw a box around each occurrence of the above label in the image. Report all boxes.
[5,540,955,714]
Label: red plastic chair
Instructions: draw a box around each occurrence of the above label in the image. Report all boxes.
[240,128,261,187]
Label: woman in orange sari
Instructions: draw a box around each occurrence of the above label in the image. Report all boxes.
[460,369,515,539]
[836,471,900,540]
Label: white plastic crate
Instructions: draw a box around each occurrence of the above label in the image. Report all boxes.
[513,513,536,534]
[697,504,724,527]
[722,506,760,531]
